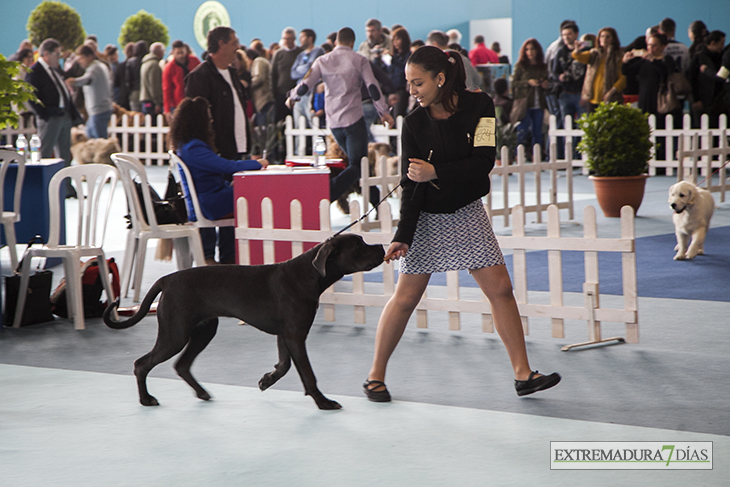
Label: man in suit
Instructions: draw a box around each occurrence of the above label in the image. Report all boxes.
[26,38,82,196]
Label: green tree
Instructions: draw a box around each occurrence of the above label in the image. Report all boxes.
[27,1,85,51]
[119,10,170,47]
[0,55,38,129]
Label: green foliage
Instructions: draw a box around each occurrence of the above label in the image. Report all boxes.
[576,102,653,177]
[496,122,518,162]
[0,55,38,130]
[119,10,170,47]
[27,1,85,51]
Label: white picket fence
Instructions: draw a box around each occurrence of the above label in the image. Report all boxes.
[235,196,638,349]
[487,143,575,228]
[284,115,404,160]
[678,130,730,202]
[548,113,729,176]
[0,116,37,146]
[1,114,170,165]
[107,113,169,166]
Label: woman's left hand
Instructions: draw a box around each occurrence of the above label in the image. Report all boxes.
[258,159,269,169]
[407,158,436,182]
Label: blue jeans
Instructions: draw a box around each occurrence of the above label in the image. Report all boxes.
[517,108,545,156]
[362,100,378,142]
[558,92,584,158]
[558,92,584,124]
[200,226,235,263]
[545,93,560,118]
[255,102,274,127]
[86,110,112,139]
[330,117,379,203]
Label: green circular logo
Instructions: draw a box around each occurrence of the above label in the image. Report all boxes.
[193,1,231,50]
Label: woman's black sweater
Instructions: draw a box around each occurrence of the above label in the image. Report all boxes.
[394,90,496,246]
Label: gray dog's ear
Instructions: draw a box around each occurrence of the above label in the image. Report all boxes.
[312,240,334,276]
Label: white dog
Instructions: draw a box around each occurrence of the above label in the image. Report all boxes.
[668,181,714,260]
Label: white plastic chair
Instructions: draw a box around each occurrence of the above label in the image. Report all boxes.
[167,151,235,229]
[111,153,205,302]
[0,149,26,270]
[12,164,118,330]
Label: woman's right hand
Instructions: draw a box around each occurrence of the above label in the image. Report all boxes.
[258,158,269,169]
[527,79,541,87]
[384,242,409,263]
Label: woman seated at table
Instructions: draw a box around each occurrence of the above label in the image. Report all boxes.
[168,96,268,265]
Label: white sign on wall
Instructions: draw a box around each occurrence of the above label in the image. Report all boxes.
[194,1,231,50]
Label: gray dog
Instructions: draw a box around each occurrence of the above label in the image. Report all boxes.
[103,234,385,410]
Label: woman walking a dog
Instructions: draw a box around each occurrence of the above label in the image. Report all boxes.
[363,46,560,402]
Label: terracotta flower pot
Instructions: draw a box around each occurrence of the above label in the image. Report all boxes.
[589,174,649,217]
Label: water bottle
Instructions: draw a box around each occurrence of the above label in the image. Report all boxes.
[313,137,326,168]
[16,134,27,157]
[29,134,41,163]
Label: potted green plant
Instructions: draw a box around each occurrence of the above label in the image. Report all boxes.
[119,10,170,47]
[27,1,85,51]
[576,102,653,217]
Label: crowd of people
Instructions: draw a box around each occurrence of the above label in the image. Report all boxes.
[507,17,729,159]
[8,17,728,168]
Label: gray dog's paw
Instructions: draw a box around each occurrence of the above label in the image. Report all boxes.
[140,396,160,406]
[258,373,276,391]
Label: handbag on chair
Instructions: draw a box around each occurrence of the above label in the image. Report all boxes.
[3,236,54,327]
[128,168,188,227]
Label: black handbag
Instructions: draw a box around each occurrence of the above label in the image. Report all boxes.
[128,168,188,227]
[3,237,55,327]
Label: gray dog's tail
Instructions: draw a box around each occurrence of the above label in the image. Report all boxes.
[103,280,162,329]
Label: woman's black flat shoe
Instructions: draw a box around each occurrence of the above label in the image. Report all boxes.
[363,379,392,402]
[515,371,561,397]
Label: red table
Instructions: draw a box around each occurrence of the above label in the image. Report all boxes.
[233,166,330,265]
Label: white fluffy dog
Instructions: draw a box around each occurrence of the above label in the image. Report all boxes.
[668,181,714,260]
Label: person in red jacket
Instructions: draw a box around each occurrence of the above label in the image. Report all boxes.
[162,40,201,123]
[468,35,499,66]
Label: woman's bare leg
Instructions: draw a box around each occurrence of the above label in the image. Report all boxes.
[470,264,534,381]
[367,273,431,387]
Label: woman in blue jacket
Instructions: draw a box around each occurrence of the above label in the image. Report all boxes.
[169,96,268,264]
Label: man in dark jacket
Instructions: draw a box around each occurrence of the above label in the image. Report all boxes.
[184,26,253,264]
[185,26,251,160]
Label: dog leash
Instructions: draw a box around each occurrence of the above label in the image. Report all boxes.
[329,182,403,239]
[695,158,730,187]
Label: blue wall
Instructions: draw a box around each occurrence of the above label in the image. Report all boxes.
[2,0,729,63]
[1,0,511,57]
